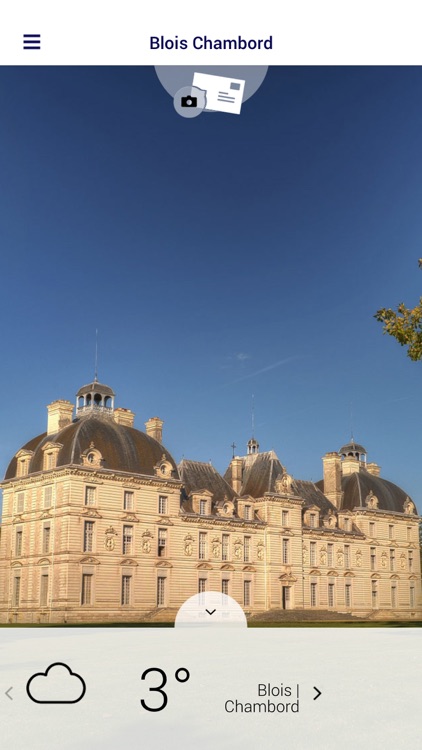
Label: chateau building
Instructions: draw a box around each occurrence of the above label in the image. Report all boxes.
[0,380,420,623]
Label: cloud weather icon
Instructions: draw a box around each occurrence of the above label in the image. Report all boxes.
[26,662,86,704]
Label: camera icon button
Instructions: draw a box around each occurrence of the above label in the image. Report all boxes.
[173,86,205,118]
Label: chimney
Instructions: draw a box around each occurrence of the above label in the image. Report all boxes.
[114,408,135,427]
[366,462,381,477]
[230,457,243,495]
[341,456,360,476]
[322,452,342,508]
[47,400,74,435]
[145,417,163,443]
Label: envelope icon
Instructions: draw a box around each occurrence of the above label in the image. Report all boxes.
[192,72,245,115]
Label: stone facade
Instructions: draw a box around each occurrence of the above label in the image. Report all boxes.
[0,381,420,623]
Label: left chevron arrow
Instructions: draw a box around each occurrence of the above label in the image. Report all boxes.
[5,687,13,700]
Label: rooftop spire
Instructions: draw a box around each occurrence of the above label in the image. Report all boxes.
[94,328,99,383]
[247,394,259,454]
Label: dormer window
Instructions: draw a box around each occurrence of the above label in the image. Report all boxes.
[219,500,234,517]
[42,442,62,471]
[190,491,213,516]
[154,456,173,478]
[244,505,252,521]
[81,444,103,468]
[305,508,320,528]
[18,457,30,476]
[15,449,34,477]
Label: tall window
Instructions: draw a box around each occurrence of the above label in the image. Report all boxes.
[282,539,289,565]
[44,486,53,509]
[408,550,414,572]
[40,573,49,607]
[199,500,207,516]
[158,495,167,514]
[198,577,206,603]
[243,580,251,607]
[344,518,350,532]
[157,529,167,557]
[85,487,96,506]
[43,523,51,554]
[344,545,350,568]
[46,452,54,470]
[222,579,229,596]
[328,581,335,608]
[410,585,415,608]
[370,547,376,571]
[244,536,251,563]
[199,532,207,560]
[282,510,289,526]
[371,580,378,609]
[121,575,131,605]
[123,525,133,555]
[81,574,92,605]
[309,513,316,528]
[391,584,397,608]
[310,581,317,607]
[157,576,165,606]
[16,493,25,513]
[327,543,333,567]
[388,524,394,540]
[369,521,375,537]
[244,505,251,521]
[15,528,23,557]
[123,491,134,511]
[310,542,316,566]
[345,582,352,607]
[222,534,229,561]
[389,548,395,572]
[407,527,412,542]
[12,577,21,607]
[83,521,94,553]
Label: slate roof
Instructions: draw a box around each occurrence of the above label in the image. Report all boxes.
[179,459,237,509]
[4,414,178,479]
[292,479,336,513]
[224,450,285,498]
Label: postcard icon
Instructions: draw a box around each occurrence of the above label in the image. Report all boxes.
[192,72,245,115]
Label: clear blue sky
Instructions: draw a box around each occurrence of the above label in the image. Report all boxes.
[0,66,421,509]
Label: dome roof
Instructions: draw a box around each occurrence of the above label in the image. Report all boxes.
[341,472,414,514]
[339,441,367,456]
[4,414,178,480]
[316,470,416,514]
